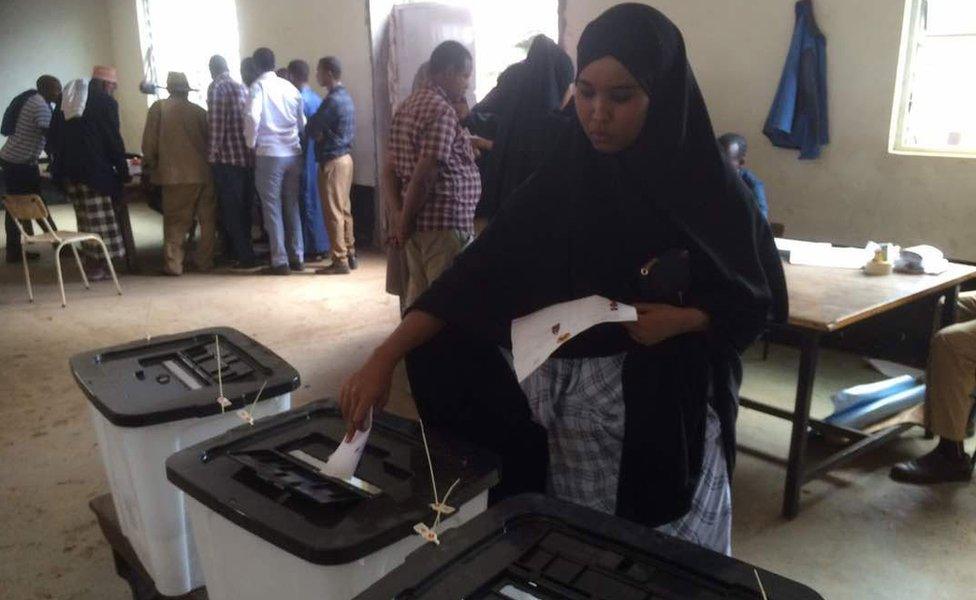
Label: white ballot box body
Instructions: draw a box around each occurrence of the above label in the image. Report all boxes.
[187,491,488,600]
[89,394,292,596]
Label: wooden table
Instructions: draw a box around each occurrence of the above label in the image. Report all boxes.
[742,261,976,518]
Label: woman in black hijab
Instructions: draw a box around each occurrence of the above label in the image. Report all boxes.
[465,35,575,221]
[340,4,786,553]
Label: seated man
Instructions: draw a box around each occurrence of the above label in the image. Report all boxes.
[891,292,976,483]
[718,132,768,219]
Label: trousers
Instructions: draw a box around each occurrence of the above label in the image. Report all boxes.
[925,292,976,441]
[162,183,216,275]
[255,154,303,267]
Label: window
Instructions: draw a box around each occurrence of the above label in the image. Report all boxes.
[890,0,976,157]
[465,0,560,101]
[404,0,560,101]
[137,0,241,108]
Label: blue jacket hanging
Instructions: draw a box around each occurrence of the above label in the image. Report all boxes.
[763,0,828,159]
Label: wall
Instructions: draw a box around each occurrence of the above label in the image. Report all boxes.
[236,0,376,185]
[107,0,148,152]
[565,0,976,260]
[0,0,114,145]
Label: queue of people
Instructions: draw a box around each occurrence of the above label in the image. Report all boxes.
[1,48,358,278]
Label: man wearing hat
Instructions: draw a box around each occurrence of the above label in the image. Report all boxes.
[48,65,128,280]
[141,72,215,275]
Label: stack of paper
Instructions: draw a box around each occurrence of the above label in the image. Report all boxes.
[775,238,873,270]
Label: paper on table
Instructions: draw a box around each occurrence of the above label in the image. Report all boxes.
[787,245,873,269]
[511,295,638,383]
[322,409,372,480]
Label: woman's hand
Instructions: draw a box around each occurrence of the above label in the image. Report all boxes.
[338,349,397,440]
[623,303,709,347]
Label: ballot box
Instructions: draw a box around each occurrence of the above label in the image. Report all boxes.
[71,327,299,596]
[165,399,499,600]
[356,494,826,600]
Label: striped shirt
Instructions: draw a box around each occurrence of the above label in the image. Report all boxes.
[0,93,51,165]
[389,84,480,234]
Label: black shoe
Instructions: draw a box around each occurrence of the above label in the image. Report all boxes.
[890,445,973,484]
[261,264,291,276]
[315,262,351,275]
[230,258,262,270]
[304,252,326,263]
[290,261,305,272]
[348,255,358,270]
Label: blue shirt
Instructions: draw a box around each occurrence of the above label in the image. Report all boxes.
[308,84,355,163]
[739,168,768,219]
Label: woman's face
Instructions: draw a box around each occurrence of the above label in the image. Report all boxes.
[575,56,649,154]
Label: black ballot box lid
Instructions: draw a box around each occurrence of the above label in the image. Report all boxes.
[70,326,300,427]
[166,400,500,565]
[355,494,825,600]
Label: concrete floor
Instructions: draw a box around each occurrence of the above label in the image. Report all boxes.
[1,204,973,600]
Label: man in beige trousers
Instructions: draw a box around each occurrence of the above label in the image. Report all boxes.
[891,293,976,484]
[142,72,215,276]
[307,56,357,275]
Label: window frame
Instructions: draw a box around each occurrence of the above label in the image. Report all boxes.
[889,0,976,159]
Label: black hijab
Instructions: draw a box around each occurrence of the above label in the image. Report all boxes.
[467,35,575,219]
[410,4,787,526]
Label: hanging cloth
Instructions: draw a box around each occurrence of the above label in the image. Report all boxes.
[763,0,829,159]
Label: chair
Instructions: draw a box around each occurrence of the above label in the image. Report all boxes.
[3,194,122,307]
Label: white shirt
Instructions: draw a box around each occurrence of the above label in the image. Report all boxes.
[244,72,305,157]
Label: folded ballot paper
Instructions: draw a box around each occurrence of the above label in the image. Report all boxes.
[511,295,638,382]
[322,409,372,480]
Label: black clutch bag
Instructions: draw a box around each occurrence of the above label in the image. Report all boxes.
[635,248,690,306]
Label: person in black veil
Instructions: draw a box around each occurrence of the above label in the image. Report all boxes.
[339,3,787,553]
[464,34,575,222]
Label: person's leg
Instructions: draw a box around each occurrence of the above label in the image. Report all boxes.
[3,162,39,261]
[161,184,196,275]
[957,292,976,323]
[212,164,254,263]
[891,319,976,483]
[193,182,217,271]
[318,158,347,265]
[403,232,430,307]
[280,154,304,267]
[254,156,288,268]
[338,155,355,260]
[421,229,470,285]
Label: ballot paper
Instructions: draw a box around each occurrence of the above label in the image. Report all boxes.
[322,409,372,480]
[511,295,638,382]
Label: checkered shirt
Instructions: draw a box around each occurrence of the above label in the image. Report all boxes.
[389,84,480,234]
[207,73,252,167]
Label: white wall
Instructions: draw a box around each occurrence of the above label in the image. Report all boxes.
[236,0,376,185]
[0,0,114,145]
[565,0,976,260]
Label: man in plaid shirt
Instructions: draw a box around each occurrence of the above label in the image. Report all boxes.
[207,55,257,267]
[388,41,480,307]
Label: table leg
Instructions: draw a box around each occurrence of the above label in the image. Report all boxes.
[782,331,821,519]
[941,285,959,327]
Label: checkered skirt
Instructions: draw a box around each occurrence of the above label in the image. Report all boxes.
[520,353,732,555]
[64,182,125,260]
